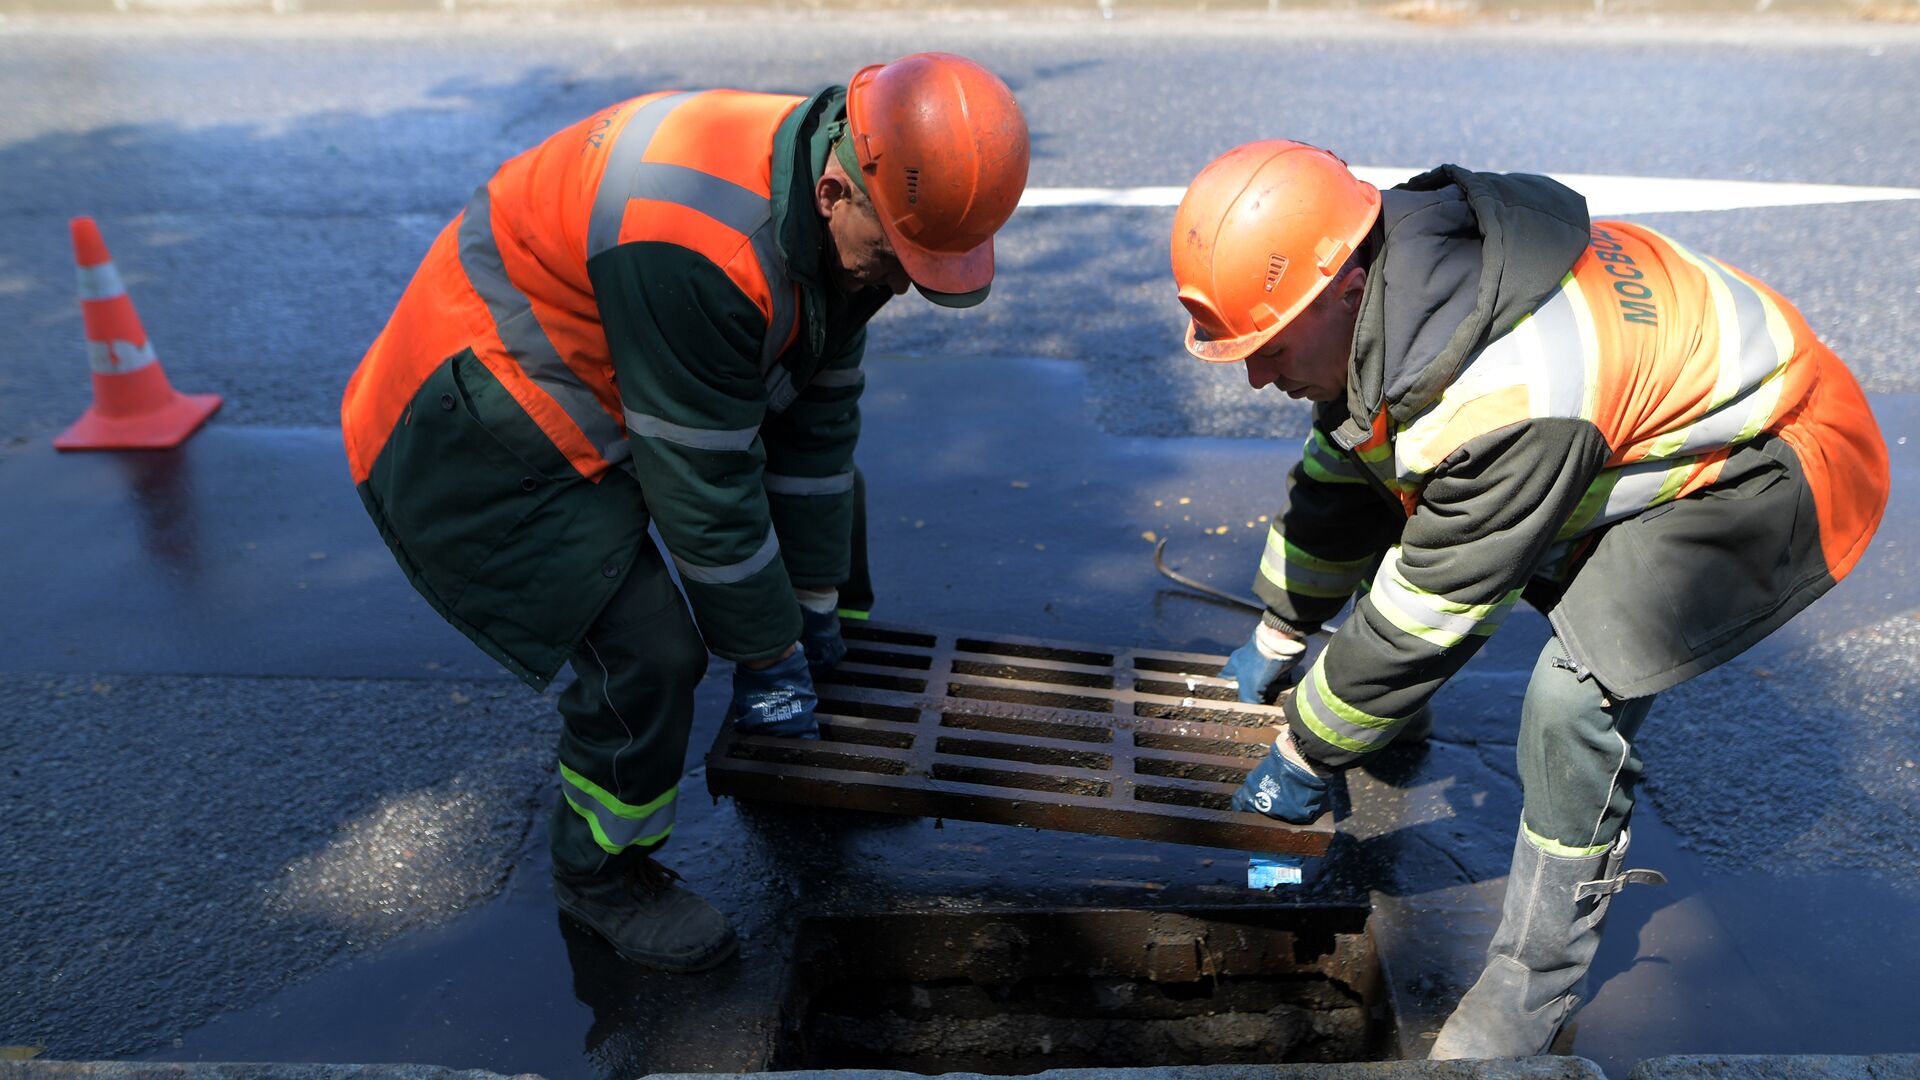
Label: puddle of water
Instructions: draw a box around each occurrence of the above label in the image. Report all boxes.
[1567,789,1920,1077]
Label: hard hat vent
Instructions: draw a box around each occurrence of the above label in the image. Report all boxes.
[905,167,921,205]
[1263,253,1289,294]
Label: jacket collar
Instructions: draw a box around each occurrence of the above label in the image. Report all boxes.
[770,85,894,363]
[1331,165,1591,450]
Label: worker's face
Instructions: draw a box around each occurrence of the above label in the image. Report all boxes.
[820,173,911,297]
[1243,267,1365,402]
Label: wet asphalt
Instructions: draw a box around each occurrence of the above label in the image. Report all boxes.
[1,7,1918,1077]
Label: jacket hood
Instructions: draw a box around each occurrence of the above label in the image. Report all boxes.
[1334,165,1590,447]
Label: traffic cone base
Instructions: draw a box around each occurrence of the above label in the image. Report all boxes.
[53,389,221,451]
[54,216,223,452]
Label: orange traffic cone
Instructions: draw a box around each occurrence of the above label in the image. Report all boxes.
[53,217,221,451]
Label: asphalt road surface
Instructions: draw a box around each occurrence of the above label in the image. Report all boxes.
[2,7,1916,1075]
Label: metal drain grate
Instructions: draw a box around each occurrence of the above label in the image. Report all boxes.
[704,621,1332,856]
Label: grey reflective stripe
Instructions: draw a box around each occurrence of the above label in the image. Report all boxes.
[458,185,631,468]
[1529,285,1590,420]
[809,367,864,388]
[1593,457,1688,528]
[560,778,676,851]
[76,262,126,301]
[672,526,780,585]
[752,221,796,371]
[765,470,855,495]
[1370,574,1506,647]
[632,162,768,235]
[583,89,796,378]
[1670,258,1786,456]
[623,408,759,452]
[88,338,156,375]
[587,91,700,258]
[1292,659,1398,755]
[764,365,798,414]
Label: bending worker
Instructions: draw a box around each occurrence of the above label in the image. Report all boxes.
[1170,141,1887,1056]
[340,55,1029,973]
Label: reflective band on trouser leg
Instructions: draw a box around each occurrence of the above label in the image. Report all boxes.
[1516,637,1655,856]
[459,183,632,470]
[551,541,710,877]
[560,763,677,854]
[1258,527,1372,600]
[1367,547,1521,649]
[1291,656,1402,756]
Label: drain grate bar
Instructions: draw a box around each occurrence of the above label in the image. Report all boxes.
[705,621,1331,856]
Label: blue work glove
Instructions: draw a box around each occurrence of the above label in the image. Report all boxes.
[730,647,820,739]
[1219,622,1308,705]
[797,591,847,673]
[1232,726,1332,825]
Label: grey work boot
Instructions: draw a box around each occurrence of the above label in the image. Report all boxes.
[1429,826,1664,1058]
[554,857,739,974]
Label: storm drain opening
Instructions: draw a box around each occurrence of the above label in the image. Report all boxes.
[773,906,1389,1072]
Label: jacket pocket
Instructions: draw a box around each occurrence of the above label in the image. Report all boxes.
[376,350,568,612]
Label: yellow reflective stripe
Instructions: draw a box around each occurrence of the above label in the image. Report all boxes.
[1258,528,1372,599]
[1555,469,1623,541]
[1303,431,1368,485]
[1524,821,1611,858]
[559,764,678,853]
[561,763,676,820]
[1302,452,1369,486]
[1368,548,1521,648]
[1293,658,1400,755]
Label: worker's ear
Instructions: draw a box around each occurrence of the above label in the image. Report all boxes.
[1335,265,1367,313]
[815,170,855,219]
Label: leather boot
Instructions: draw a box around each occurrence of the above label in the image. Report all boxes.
[1429,826,1663,1058]
[554,857,738,973]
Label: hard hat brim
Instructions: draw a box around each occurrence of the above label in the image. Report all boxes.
[1184,316,1285,364]
[888,227,996,299]
[915,281,991,309]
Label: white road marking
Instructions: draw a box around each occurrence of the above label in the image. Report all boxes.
[1020,169,1920,215]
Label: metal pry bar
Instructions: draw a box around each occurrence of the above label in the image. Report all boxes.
[1153,538,1264,612]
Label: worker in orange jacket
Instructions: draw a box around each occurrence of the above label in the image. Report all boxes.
[1170,141,1888,1056]
[341,55,1029,972]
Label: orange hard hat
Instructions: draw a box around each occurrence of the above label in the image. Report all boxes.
[1171,140,1381,362]
[845,52,1031,307]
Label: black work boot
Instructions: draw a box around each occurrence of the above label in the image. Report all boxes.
[554,857,738,974]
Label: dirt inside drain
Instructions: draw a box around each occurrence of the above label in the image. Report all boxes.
[774,906,1388,1072]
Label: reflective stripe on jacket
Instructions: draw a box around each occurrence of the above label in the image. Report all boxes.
[1260,175,1889,764]
[342,87,878,684]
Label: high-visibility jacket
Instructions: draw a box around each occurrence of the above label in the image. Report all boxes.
[342,86,886,688]
[1259,167,1889,765]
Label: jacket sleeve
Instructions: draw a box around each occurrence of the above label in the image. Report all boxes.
[589,241,800,664]
[760,328,864,590]
[1285,418,1611,766]
[1254,427,1407,635]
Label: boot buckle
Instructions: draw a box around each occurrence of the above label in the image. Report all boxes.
[1575,867,1667,901]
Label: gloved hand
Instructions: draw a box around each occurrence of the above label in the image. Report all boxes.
[730,647,820,739]
[1232,725,1332,825]
[795,588,847,672]
[1219,622,1307,705]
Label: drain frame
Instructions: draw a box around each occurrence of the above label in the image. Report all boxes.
[773,904,1389,1070]
[706,621,1331,856]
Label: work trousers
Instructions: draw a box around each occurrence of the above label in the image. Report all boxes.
[549,536,709,881]
[1515,636,1656,856]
